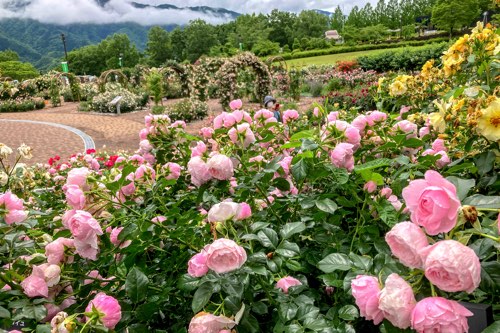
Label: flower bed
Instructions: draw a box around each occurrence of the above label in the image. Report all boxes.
[0,24,499,333]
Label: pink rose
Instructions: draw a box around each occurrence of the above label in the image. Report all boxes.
[254,109,274,122]
[188,251,209,277]
[229,99,243,110]
[164,162,182,180]
[109,227,131,248]
[283,110,299,124]
[393,120,418,139]
[139,139,153,153]
[351,275,384,325]
[66,167,90,190]
[236,202,252,220]
[380,187,392,198]
[402,170,461,235]
[191,141,207,158]
[208,202,239,222]
[431,139,447,152]
[313,107,320,117]
[378,273,416,329]
[363,181,377,193]
[205,238,247,274]
[423,240,480,293]
[45,237,74,265]
[345,126,361,146]
[330,143,355,172]
[411,297,472,333]
[385,222,429,269]
[188,312,236,333]
[419,126,430,138]
[118,173,136,196]
[152,216,166,223]
[351,115,367,132]
[64,210,103,260]
[276,276,302,294]
[207,154,234,181]
[38,263,62,287]
[435,151,451,168]
[64,185,86,210]
[21,267,48,298]
[0,190,28,224]
[188,156,211,187]
[134,164,156,181]
[366,111,388,123]
[86,292,121,329]
[327,111,339,122]
[200,127,214,139]
[228,123,256,148]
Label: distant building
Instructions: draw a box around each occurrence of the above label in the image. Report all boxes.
[325,30,342,41]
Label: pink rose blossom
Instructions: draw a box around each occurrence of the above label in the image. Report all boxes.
[164,162,182,180]
[435,151,451,168]
[366,111,388,123]
[66,167,90,190]
[86,292,122,329]
[385,222,429,269]
[139,128,149,140]
[276,276,302,294]
[228,123,256,148]
[402,170,461,235]
[0,191,28,224]
[188,312,236,333]
[330,143,355,172]
[200,127,214,139]
[363,181,377,193]
[393,120,418,139]
[64,210,103,260]
[64,185,86,210]
[110,227,131,248]
[21,266,49,298]
[419,126,430,138]
[236,202,252,220]
[431,139,447,152]
[351,275,384,325]
[171,120,186,129]
[188,156,211,187]
[423,240,481,293]
[139,139,153,153]
[45,237,75,265]
[313,107,320,117]
[254,109,274,122]
[205,238,247,274]
[134,164,156,181]
[378,274,416,329]
[208,202,240,222]
[283,110,299,124]
[388,194,404,211]
[188,251,209,277]
[191,141,207,158]
[345,126,361,146]
[380,187,392,198]
[411,297,472,333]
[152,216,166,223]
[351,115,368,132]
[207,154,234,181]
[229,99,243,110]
[327,111,339,122]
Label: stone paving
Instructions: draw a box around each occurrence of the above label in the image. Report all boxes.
[0,97,319,165]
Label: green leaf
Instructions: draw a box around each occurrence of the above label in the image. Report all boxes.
[480,261,500,291]
[291,158,308,181]
[475,151,495,176]
[301,138,318,151]
[0,305,10,318]
[36,325,51,333]
[273,177,291,191]
[276,241,300,258]
[403,138,423,148]
[463,195,500,209]
[12,304,46,321]
[257,228,279,249]
[177,274,200,291]
[192,282,215,313]
[280,222,306,240]
[316,198,338,214]
[360,170,384,185]
[482,321,500,333]
[279,302,298,321]
[252,301,268,315]
[354,158,392,173]
[318,253,353,273]
[338,305,359,321]
[349,253,373,271]
[290,129,315,141]
[446,176,475,201]
[125,267,149,303]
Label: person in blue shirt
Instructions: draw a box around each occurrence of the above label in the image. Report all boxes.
[263,95,282,122]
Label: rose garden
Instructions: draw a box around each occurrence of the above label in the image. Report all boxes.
[0,23,499,333]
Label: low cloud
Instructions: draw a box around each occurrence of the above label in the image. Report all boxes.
[0,0,377,25]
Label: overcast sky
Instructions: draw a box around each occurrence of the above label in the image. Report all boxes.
[0,0,378,25]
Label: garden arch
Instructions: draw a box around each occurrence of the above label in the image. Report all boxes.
[215,52,272,108]
[190,57,226,101]
[53,72,81,102]
[98,69,128,91]
[160,63,190,97]
[266,56,290,96]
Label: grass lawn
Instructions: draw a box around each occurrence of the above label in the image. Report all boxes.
[285,44,431,67]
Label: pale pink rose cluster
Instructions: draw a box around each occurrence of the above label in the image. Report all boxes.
[282,109,299,124]
[207,201,251,223]
[188,312,236,333]
[188,238,247,277]
[85,292,122,329]
[163,162,182,180]
[45,237,75,265]
[21,263,61,298]
[276,276,302,294]
[330,143,355,172]
[188,153,234,187]
[62,210,103,260]
[253,109,277,125]
[0,190,28,224]
[421,138,451,168]
[213,109,252,129]
[228,123,256,148]
[63,167,91,210]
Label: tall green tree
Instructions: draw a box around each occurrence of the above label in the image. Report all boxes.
[267,10,297,47]
[330,6,346,31]
[346,6,362,27]
[294,10,329,39]
[374,0,389,26]
[0,61,39,80]
[184,19,219,62]
[170,28,186,62]
[431,0,480,35]
[359,3,375,27]
[0,50,20,62]
[146,26,172,67]
[386,0,402,29]
[228,14,270,51]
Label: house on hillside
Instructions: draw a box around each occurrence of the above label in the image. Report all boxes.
[325,30,343,44]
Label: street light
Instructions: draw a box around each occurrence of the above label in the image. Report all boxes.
[60,33,68,61]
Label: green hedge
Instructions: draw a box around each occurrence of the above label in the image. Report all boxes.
[277,37,450,61]
[0,99,45,112]
[357,42,450,72]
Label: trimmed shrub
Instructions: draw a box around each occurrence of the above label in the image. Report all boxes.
[165,98,208,123]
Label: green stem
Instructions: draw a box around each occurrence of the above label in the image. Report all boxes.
[430,282,437,297]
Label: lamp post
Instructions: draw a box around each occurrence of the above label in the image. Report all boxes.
[60,33,68,61]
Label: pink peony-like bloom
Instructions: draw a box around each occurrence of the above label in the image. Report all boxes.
[229,99,243,110]
[380,187,392,199]
[188,251,209,277]
[344,126,361,146]
[254,109,274,122]
[207,202,250,222]
[205,238,247,274]
[139,139,153,153]
[191,141,207,158]
[330,143,355,172]
[366,111,388,124]
[207,154,234,181]
[435,151,451,168]
[228,123,256,148]
[283,110,299,124]
[385,222,429,269]
[351,275,384,325]
[431,139,447,152]
[109,227,131,248]
[0,190,28,224]
[276,276,302,294]
[363,181,377,193]
[45,237,75,265]
[378,273,416,329]
[411,297,472,333]
[164,162,182,180]
[86,292,122,329]
[66,167,90,190]
[63,210,103,260]
[187,156,211,187]
[327,111,339,122]
[393,120,418,139]
[423,240,481,293]
[351,115,368,132]
[64,185,86,210]
[200,127,214,139]
[402,170,461,235]
[38,263,62,287]
[188,312,236,333]
[419,126,430,138]
[21,266,49,298]
[236,202,252,220]
[134,164,156,181]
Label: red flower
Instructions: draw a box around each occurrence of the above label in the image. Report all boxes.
[86,149,96,154]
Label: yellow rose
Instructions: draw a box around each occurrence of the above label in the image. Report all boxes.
[389,81,407,96]
[477,98,500,141]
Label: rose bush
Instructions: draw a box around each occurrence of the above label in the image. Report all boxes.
[0,25,499,333]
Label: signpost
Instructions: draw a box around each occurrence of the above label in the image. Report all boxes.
[61,62,69,73]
